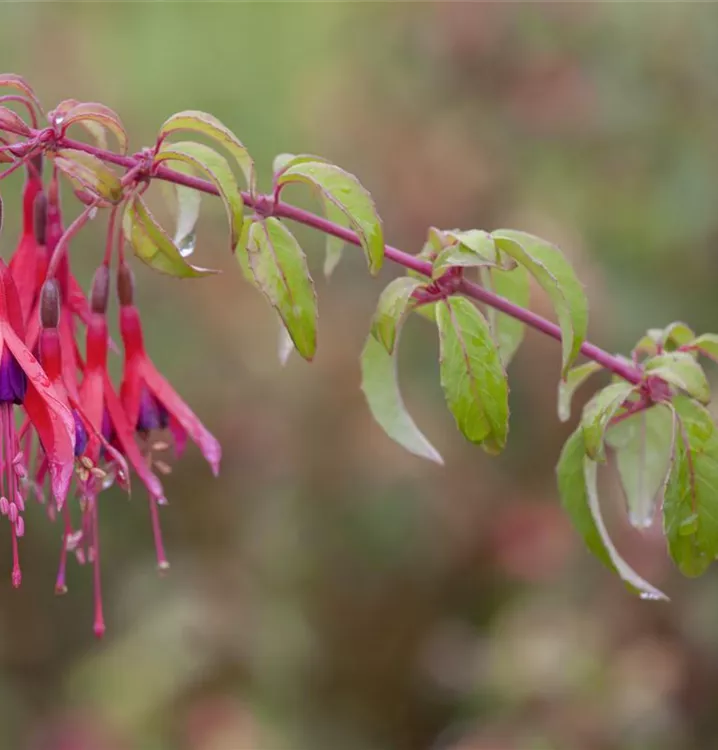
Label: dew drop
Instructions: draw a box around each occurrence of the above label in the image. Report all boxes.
[639,591,664,601]
[176,231,197,258]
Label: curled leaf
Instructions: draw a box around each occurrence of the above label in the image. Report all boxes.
[58,101,129,154]
[53,149,123,202]
[155,141,243,252]
[644,351,710,404]
[123,196,217,278]
[557,428,668,600]
[159,110,255,192]
[247,218,317,360]
[361,334,443,465]
[493,229,588,377]
[558,361,602,422]
[371,277,423,354]
[277,160,384,276]
[581,381,637,462]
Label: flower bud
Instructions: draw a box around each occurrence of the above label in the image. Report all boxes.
[40,279,60,329]
[33,193,47,246]
[90,265,110,314]
[116,263,135,307]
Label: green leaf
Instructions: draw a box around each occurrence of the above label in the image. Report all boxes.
[123,196,216,278]
[556,428,668,600]
[371,277,423,354]
[660,322,695,351]
[322,197,347,278]
[482,264,531,367]
[558,361,602,422]
[432,231,500,278]
[581,381,637,462]
[277,160,384,275]
[160,160,201,255]
[492,229,588,377]
[361,335,443,465]
[247,218,317,361]
[53,149,122,202]
[154,141,244,252]
[436,297,509,453]
[606,405,674,530]
[664,397,718,576]
[159,110,255,191]
[644,351,710,404]
[690,333,718,362]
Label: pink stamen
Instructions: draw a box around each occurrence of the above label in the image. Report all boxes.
[55,504,72,595]
[148,497,170,572]
[91,498,105,638]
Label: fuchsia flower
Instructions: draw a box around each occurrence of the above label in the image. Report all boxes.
[0,96,222,636]
[0,197,76,586]
[117,263,221,477]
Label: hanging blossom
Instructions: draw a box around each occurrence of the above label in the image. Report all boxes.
[0,157,221,637]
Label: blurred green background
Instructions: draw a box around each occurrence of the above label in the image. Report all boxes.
[1,3,718,749]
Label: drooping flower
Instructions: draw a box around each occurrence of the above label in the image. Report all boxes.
[117,263,221,476]
[68,264,165,636]
[0,233,76,586]
[9,157,45,325]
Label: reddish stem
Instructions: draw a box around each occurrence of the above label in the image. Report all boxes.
[7,128,645,386]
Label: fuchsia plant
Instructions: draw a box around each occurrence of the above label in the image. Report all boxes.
[0,73,717,635]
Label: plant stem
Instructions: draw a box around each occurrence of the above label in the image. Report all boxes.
[6,130,644,385]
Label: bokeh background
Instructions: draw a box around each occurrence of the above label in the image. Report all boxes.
[1,3,718,749]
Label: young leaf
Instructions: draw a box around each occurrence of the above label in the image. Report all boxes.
[154,141,244,252]
[53,150,122,202]
[57,101,129,155]
[123,197,216,278]
[492,229,588,376]
[606,405,674,530]
[361,334,443,465]
[0,74,43,115]
[581,381,636,462]
[247,218,317,361]
[0,106,31,136]
[432,231,499,278]
[689,333,718,362]
[436,297,509,453]
[159,110,255,192]
[322,197,346,278]
[371,277,423,354]
[644,351,710,404]
[556,428,668,600]
[664,397,718,576]
[558,361,602,423]
[660,322,695,351]
[482,264,531,367]
[277,160,384,276]
[272,155,347,277]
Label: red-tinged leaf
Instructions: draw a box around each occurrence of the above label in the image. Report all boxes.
[124,196,218,278]
[59,101,129,155]
[154,141,244,252]
[0,74,43,115]
[0,106,31,136]
[159,110,255,192]
[53,149,123,203]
